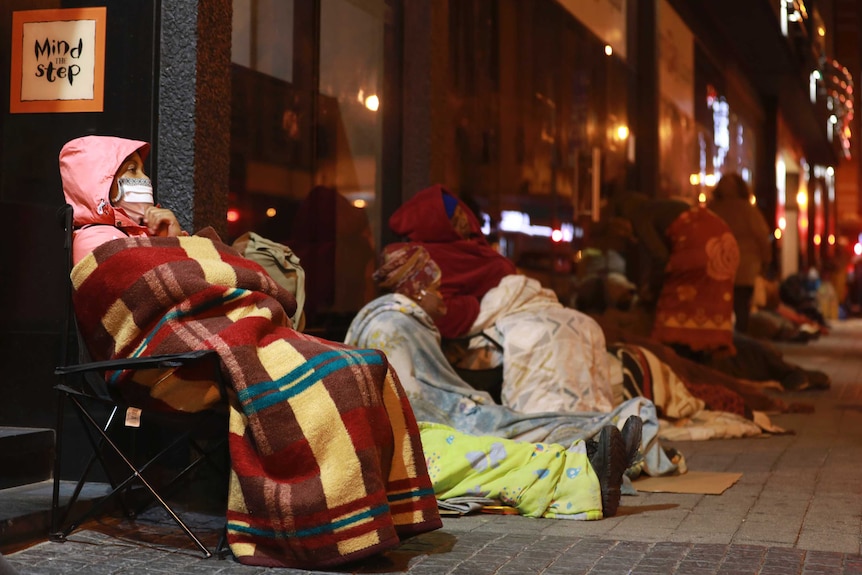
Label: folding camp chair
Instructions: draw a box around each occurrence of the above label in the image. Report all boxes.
[50,204,230,558]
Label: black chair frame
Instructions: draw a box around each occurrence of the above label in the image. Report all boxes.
[50,204,230,558]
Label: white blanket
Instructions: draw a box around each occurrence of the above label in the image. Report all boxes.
[470,275,614,414]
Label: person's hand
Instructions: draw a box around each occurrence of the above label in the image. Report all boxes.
[143,206,186,237]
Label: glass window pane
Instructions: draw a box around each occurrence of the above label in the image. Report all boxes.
[229,0,385,333]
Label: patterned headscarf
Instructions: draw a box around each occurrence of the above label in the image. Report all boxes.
[373,244,442,300]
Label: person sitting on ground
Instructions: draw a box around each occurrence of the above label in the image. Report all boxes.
[780,271,829,328]
[607,191,740,363]
[749,275,828,343]
[60,135,442,569]
[386,184,614,416]
[575,270,822,414]
[346,243,659,518]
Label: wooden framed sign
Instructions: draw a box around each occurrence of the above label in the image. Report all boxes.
[10,7,106,113]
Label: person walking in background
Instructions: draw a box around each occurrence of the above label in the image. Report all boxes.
[708,173,772,334]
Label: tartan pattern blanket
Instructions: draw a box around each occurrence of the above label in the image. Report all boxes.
[70,233,441,569]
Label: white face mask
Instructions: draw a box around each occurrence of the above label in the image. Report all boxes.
[114,178,154,223]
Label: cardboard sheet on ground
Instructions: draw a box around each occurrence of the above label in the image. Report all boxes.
[633,471,742,495]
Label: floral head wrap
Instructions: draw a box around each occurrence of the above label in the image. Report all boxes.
[373,244,442,300]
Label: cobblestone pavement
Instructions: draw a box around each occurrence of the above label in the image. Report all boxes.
[5,320,862,574]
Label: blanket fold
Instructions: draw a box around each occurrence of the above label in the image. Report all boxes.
[71,235,441,569]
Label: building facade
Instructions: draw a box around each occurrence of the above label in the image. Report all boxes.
[0,0,858,447]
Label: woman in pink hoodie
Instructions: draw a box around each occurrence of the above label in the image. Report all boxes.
[60,135,186,264]
[57,135,443,569]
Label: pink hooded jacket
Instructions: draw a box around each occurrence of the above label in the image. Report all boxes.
[60,135,152,264]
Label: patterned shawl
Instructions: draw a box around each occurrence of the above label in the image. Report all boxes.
[652,207,739,355]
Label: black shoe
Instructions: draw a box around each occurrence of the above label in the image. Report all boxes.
[587,425,627,518]
[620,415,643,469]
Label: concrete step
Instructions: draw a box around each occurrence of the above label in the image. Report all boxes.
[0,480,111,553]
[0,427,54,490]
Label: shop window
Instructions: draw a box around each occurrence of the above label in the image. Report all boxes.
[229,0,386,335]
[446,0,633,303]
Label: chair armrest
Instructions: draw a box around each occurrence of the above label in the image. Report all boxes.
[54,349,219,376]
[55,349,231,406]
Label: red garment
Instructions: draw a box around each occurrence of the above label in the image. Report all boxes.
[652,207,739,355]
[388,184,516,338]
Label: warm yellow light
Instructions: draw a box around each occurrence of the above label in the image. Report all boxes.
[266,207,277,218]
[365,94,380,111]
[604,44,613,56]
[353,199,367,209]
[778,216,786,230]
[703,174,718,187]
[818,26,826,37]
[800,217,809,228]
[814,234,822,245]
[615,125,629,140]
[797,190,808,207]
[698,192,707,204]
[828,234,836,245]
[774,229,782,240]
[750,195,757,205]
[690,173,701,186]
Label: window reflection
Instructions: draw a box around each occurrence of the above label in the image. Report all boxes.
[446,0,632,304]
[229,0,383,336]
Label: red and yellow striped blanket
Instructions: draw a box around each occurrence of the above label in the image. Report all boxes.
[70,231,441,568]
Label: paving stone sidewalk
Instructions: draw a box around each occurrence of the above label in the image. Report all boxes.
[5,320,862,574]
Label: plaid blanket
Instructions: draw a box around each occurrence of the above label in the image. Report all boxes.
[71,232,441,568]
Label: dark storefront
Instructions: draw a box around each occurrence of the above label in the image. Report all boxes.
[0,0,854,472]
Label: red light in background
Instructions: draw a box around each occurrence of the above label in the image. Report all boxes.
[227,208,240,223]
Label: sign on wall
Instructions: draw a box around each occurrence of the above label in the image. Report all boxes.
[10,7,106,114]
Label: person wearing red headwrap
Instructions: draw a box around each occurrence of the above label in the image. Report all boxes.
[388,184,516,338]
[387,184,616,416]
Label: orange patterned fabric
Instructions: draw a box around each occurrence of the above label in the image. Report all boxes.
[373,244,441,300]
[651,207,739,356]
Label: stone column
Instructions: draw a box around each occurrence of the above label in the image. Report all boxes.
[156,0,231,236]
[400,0,450,202]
